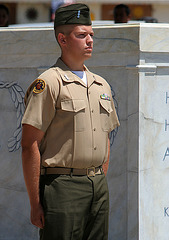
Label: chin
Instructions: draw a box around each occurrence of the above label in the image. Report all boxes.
[84,53,92,59]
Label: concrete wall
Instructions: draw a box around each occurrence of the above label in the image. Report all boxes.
[1,23,169,239]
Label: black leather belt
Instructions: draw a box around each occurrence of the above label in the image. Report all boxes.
[41,166,103,177]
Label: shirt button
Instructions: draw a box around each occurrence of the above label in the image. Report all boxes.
[94,147,97,150]
[91,109,94,113]
[93,128,96,131]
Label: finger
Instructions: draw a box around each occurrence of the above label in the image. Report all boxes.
[41,214,45,229]
[31,216,43,229]
[31,219,41,229]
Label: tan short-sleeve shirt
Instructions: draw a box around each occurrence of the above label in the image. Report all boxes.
[22,58,120,169]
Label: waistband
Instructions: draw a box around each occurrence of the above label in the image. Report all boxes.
[41,166,103,177]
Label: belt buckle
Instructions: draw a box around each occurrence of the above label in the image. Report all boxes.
[87,167,95,177]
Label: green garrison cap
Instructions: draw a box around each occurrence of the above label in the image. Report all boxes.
[54,3,92,29]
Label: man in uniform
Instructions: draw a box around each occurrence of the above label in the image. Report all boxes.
[21,3,120,240]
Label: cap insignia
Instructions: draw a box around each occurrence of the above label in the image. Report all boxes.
[100,93,111,101]
[77,10,81,19]
[33,79,46,94]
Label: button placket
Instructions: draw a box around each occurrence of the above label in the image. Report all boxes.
[88,87,97,154]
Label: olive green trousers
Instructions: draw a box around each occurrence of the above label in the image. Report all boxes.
[39,173,109,240]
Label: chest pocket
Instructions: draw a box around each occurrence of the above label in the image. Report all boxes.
[61,99,86,132]
[99,99,113,132]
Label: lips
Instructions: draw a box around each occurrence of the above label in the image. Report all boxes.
[86,47,93,52]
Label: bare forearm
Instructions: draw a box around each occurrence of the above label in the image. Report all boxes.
[22,143,41,207]
[21,124,45,228]
[22,143,45,229]
[102,158,109,176]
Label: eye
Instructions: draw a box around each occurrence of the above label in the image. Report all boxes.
[77,33,86,38]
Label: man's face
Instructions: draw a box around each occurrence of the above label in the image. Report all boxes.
[64,25,94,62]
[114,8,129,23]
[0,9,8,27]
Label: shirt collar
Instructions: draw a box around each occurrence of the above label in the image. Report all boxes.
[53,58,103,87]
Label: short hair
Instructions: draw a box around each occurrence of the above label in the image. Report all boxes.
[0,4,9,15]
[114,4,130,17]
[54,24,74,46]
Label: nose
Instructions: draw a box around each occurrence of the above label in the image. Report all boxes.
[87,34,93,45]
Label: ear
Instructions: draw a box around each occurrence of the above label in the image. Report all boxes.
[58,33,66,46]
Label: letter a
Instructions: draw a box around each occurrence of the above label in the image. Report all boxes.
[163,148,169,161]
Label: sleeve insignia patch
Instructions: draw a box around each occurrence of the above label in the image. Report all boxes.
[33,79,46,94]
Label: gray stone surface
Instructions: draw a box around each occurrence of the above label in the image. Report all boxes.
[1,23,169,239]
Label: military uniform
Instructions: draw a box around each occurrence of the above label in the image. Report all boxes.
[23,58,119,170]
[22,3,120,240]
[22,58,119,240]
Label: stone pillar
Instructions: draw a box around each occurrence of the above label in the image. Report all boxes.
[91,24,169,240]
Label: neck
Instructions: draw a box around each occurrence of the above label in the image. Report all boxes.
[61,54,84,71]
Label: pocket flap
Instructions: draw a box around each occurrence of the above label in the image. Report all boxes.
[61,99,86,112]
[99,99,113,114]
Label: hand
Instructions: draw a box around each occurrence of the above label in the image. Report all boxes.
[30,203,45,229]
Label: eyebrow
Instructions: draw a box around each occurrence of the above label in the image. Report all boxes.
[76,30,94,34]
